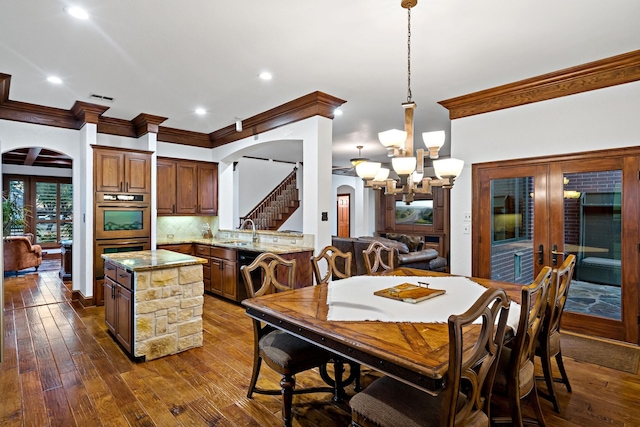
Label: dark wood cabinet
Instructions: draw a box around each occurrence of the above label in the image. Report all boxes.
[197,163,218,215]
[211,247,237,299]
[157,158,218,216]
[94,147,151,194]
[156,159,177,214]
[157,243,193,255]
[195,244,213,293]
[104,261,133,355]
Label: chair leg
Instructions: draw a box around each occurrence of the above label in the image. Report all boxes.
[540,346,561,412]
[247,356,262,399]
[351,362,362,392]
[280,374,296,427]
[555,350,572,392]
[332,360,344,402]
[507,387,524,427]
[529,385,547,427]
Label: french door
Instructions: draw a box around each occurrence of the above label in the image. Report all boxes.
[473,148,640,343]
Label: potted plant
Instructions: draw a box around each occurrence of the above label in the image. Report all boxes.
[2,194,31,238]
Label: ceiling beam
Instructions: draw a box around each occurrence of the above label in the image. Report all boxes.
[24,147,42,166]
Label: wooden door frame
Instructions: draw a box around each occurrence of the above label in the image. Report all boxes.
[472,146,640,344]
[337,193,350,237]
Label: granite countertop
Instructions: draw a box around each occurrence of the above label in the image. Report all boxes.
[102,249,207,272]
[156,237,314,254]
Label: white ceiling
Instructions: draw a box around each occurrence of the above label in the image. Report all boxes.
[1,0,638,169]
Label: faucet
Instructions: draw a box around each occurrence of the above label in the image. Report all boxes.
[241,219,258,243]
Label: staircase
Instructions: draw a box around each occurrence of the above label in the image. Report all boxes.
[240,168,300,230]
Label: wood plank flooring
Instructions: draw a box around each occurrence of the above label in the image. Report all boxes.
[2,270,640,426]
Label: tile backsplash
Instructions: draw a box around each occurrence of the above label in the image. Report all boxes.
[157,216,218,240]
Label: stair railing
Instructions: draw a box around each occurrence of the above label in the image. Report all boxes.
[240,167,298,229]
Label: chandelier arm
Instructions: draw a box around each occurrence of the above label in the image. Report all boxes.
[407,6,412,103]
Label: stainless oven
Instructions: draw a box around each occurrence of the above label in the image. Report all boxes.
[95,193,151,240]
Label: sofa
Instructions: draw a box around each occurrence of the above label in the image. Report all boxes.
[3,233,43,276]
[332,234,447,276]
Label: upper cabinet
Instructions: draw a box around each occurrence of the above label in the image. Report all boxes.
[94,147,151,194]
[157,157,218,216]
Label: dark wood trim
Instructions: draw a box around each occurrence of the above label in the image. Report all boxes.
[0,100,80,129]
[473,145,640,170]
[156,126,212,148]
[0,73,11,103]
[209,91,346,147]
[132,113,168,135]
[71,101,110,125]
[0,73,346,149]
[72,289,95,308]
[97,116,137,138]
[439,50,640,119]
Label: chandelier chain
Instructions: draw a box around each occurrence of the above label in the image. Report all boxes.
[407,6,412,102]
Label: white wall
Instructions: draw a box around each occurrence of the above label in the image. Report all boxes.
[236,157,302,232]
[331,175,377,237]
[450,81,640,276]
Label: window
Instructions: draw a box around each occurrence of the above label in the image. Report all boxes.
[491,177,533,243]
[35,180,73,244]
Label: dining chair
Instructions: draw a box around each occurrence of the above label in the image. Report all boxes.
[311,246,362,393]
[491,266,553,427]
[362,240,394,274]
[536,254,577,413]
[241,252,336,427]
[311,245,352,284]
[349,287,511,427]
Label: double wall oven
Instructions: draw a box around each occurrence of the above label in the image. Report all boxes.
[94,192,151,304]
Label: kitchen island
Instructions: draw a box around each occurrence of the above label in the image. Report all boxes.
[102,249,207,361]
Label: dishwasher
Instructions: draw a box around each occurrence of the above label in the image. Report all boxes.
[238,251,260,299]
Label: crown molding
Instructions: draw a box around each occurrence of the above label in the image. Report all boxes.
[157,126,212,148]
[439,50,640,120]
[209,91,346,147]
[0,73,345,149]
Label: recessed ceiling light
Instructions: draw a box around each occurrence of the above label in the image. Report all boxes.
[64,6,90,20]
[47,76,63,84]
[195,108,206,115]
[258,71,273,80]
[334,108,343,116]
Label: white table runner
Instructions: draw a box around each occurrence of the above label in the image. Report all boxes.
[327,275,520,330]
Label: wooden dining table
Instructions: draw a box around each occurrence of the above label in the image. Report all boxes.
[241,267,524,395]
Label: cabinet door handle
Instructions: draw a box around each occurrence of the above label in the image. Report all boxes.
[120,182,123,192]
[172,204,176,213]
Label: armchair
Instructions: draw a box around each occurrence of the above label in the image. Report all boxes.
[3,233,43,276]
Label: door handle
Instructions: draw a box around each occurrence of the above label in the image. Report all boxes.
[537,244,544,265]
[551,244,564,266]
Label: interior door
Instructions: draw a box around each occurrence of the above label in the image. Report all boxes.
[337,194,350,237]
[473,150,640,343]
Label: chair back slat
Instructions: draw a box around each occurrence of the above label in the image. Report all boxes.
[512,266,553,374]
[363,241,394,274]
[311,245,352,284]
[546,254,577,336]
[442,287,511,427]
[241,252,296,298]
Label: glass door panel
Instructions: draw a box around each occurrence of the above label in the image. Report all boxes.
[562,170,622,320]
[490,177,535,284]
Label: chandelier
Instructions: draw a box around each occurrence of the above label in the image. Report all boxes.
[355,0,464,204]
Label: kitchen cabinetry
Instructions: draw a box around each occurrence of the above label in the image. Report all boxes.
[195,244,213,293]
[104,261,133,355]
[94,147,151,194]
[157,158,218,215]
[211,247,238,300]
[157,243,193,255]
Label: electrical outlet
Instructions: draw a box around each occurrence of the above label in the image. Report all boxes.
[462,224,471,234]
[291,239,297,245]
[273,236,278,242]
[463,212,471,222]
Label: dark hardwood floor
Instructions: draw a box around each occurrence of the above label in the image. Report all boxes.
[2,269,640,426]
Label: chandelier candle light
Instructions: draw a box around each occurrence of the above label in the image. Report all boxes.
[355,0,464,204]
